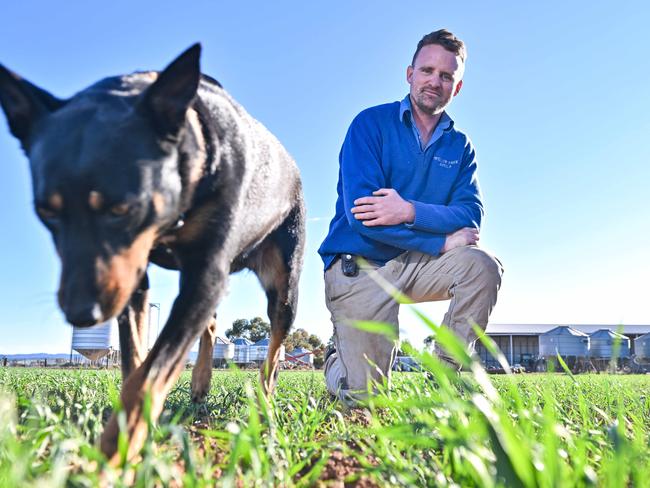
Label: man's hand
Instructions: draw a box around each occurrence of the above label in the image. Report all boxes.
[441,227,479,253]
[351,188,415,226]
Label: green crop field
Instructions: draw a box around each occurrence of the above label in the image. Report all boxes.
[2,353,650,487]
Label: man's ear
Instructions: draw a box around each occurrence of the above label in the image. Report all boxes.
[406,65,414,84]
[453,79,463,97]
[0,65,65,150]
[140,43,201,137]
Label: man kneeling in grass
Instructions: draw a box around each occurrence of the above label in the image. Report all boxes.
[318,29,503,405]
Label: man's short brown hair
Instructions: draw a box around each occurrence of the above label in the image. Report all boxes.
[411,29,466,66]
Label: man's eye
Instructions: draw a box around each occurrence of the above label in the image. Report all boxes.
[36,206,59,220]
[109,203,131,217]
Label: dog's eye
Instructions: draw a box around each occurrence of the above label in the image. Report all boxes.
[36,206,59,220]
[109,203,130,217]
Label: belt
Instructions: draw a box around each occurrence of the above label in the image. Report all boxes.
[339,254,382,266]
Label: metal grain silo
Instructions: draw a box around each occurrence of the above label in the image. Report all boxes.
[212,336,234,360]
[634,333,650,359]
[539,326,589,358]
[232,337,253,363]
[588,329,630,359]
[71,319,118,361]
[250,338,285,362]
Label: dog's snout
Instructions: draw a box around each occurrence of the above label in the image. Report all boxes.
[66,303,103,327]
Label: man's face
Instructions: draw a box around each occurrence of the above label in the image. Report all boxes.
[407,44,464,116]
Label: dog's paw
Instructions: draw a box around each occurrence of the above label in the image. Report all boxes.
[190,387,209,404]
[260,364,280,397]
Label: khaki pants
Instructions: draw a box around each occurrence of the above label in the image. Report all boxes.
[323,246,503,404]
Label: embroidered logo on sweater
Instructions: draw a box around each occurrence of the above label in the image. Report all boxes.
[433,156,459,169]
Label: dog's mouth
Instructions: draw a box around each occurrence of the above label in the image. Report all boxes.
[59,227,157,327]
[61,300,105,328]
[59,279,130,328]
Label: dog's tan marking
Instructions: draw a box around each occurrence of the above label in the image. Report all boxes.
[254,245,289,292]
[254,244,291,396]
[121,288,149,378]
[191,316,217,402]
[49,192,63,210]
[96,227,157,319]
[261,326,286,396]
[88,191,104,211]
[101,347,190,465]
[186,108,207,188]
[141,71,159,83]
[174,200,219,244]
[152,192,165,216]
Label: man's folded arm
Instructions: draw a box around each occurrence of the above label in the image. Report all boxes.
[340,114,446,256]
[406,140,483,234]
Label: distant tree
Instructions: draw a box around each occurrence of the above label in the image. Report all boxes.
[225,317,271,343]
[307,333,323,351]
[284,328,324,352]
[248,317,272,342]
[284,328,308,352]
[226,319,249,340]
[424,335,436,349]
[397,339,415,356]
[313,353,325,369]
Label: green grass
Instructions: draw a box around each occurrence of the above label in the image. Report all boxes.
[1,362,650,487]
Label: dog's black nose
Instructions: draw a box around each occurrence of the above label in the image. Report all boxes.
[67,303,103,327]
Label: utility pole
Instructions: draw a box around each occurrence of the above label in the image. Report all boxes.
[148,303,161,350]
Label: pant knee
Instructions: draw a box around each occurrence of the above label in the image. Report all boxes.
[482,252,503,290]
[460,247,503,290]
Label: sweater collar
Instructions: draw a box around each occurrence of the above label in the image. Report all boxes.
[399,94,454,131]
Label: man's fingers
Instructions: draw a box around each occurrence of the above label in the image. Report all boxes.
[351,204,373,214]
[351,204,379,215]
[352,202,389,214]
[353,210,377,220]
[362,218,383,226]
[353,196,380,206]
[372,188,392,196]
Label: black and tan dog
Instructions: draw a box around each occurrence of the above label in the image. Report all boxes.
[0,44,305,464]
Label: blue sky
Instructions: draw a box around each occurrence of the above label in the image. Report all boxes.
[1,1,649,353]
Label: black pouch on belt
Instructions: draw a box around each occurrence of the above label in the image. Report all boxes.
[341,254,359,277]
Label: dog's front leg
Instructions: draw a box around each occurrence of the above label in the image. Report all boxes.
[191,313,217,403]
[116,273,150,380]
[100,261,228,465]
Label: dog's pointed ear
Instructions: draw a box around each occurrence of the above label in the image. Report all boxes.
[0,65,65,149]
[141,43,201,136]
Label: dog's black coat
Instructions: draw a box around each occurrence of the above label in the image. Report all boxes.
[0,44,305,462]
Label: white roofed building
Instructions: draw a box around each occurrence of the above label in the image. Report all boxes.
[476,323,650,369]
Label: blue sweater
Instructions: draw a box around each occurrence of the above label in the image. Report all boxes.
[318,96,483,270]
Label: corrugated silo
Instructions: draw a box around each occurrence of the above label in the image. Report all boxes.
[232,337,253,363]
[71,319,118,361]
[588,329,630,359]
[634,333,650,359]
[250,338,285,362]
[539,326,589,358]
[212,336,234,360]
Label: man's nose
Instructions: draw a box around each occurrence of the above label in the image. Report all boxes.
[429,74,442,87]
